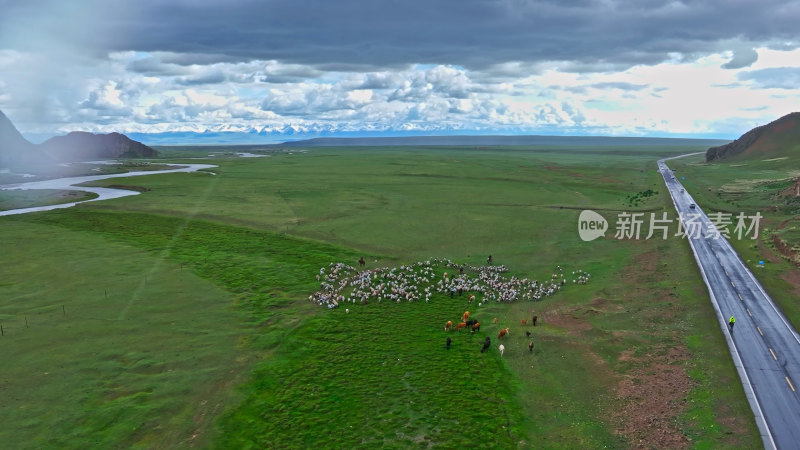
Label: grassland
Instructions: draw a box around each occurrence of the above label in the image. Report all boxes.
[0,143,762,448]
[0,188,98,211]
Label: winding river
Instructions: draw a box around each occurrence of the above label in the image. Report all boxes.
[0,163,217,216]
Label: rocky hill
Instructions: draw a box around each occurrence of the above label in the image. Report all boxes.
[706,112,800,161]
[40,131,158,160]
[0,110,157,168]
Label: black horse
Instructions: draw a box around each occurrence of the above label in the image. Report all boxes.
[480,336,491,353]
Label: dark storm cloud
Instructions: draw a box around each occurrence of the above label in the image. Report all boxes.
[175,71,227,86]
[127,57,189,76]
[722,46,759,69]
[261,62,324,83]
[157,52,245,66]
[2,0,797,70]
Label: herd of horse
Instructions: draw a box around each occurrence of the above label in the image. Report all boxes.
[446,311,538,355]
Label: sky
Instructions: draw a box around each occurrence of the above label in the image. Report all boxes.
[1,0,799,143]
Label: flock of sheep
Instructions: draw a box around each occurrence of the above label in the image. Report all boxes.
[309,257,590,309]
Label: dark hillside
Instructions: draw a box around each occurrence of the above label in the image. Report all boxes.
[0,110,157,168]
[40,131,158,160]
[706,112,800,161]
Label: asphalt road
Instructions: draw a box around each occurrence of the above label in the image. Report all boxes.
[659,156,800,450]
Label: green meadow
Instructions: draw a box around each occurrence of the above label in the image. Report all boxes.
[1,143,761,448]
[0,188,98,210]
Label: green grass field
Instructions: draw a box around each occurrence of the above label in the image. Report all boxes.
[1,143,762,448]
[0,189,98,210]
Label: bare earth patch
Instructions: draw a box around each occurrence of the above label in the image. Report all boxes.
[542,306,616,386]
[613,346,692,449]
[618,350,636,362]
[611,249,695,447]
[771,233,798,265]
[545,309,594,336]
[590,296,625,312]
[756,233,782,264]
[542,248,699,447]
[780,269,800,298]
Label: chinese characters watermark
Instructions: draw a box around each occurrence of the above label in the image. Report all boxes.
[578,210,762,242]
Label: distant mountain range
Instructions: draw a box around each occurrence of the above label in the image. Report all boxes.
[120,128,736,146]
[12,107,797,165]
[273,135,728,148]
[706,112,800,161]
[0,110,157,169]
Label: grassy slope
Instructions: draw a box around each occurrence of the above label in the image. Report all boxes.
[85,148,674,271]
[219,290,529,448]
[0,219,243,448]
[0,210,363,448]
[737,113,800,161]
[1,144,761,448]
